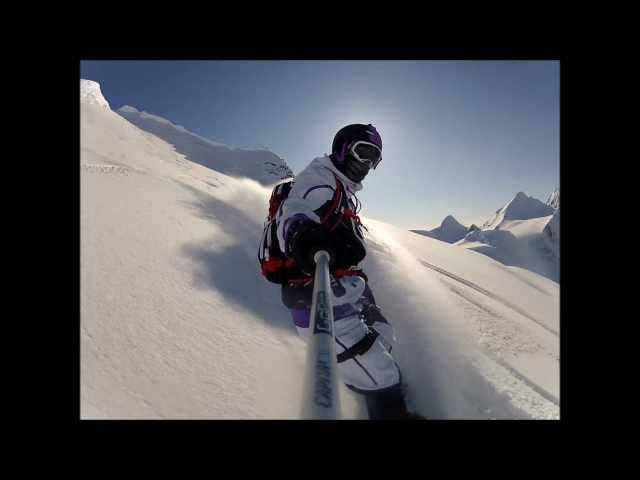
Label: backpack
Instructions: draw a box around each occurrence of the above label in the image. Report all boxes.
[258,180,295,284]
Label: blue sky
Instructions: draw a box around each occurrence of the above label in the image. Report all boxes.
[81,60,559,229]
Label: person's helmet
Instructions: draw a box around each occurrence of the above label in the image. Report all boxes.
[330,123,383,183]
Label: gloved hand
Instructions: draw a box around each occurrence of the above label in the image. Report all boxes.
[288,222,336,275]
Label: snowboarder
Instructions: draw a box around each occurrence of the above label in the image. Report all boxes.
[260,123,423,419]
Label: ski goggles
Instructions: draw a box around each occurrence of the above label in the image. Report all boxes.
[348,141,382,169]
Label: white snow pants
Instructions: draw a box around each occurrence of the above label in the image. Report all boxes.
[288,276,401,392]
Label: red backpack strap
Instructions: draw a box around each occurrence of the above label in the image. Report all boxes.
[267,181,293,222]
[319,173,348,232]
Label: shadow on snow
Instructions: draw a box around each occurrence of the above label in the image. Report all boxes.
[177,181,297,336]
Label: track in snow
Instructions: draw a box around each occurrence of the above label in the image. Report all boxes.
[419,260,558,337]
[446,284,559,405]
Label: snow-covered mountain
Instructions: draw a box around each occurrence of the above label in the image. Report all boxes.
[542,208,560,259]
[410,190,560,282]
[116,105,293,186]
[546,188,560,209]
[483,191,555,230]
[456,192,559,282]
[80,79,111,109]
[81,80,559,420]
[411,215,468,244]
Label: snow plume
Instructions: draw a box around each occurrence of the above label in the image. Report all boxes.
[176,176,295,330]
[363,220,532,418]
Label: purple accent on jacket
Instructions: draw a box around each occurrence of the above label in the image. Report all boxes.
[282,213,313,256]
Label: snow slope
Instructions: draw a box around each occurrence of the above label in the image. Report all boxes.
[81,82,559,419]
[411,215,468,244]
[117,105,293,186]
[457,224,558,282]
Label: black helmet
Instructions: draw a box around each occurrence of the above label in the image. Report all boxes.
[330,124,382,183]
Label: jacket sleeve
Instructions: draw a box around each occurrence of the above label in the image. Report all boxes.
[276,175,337,257]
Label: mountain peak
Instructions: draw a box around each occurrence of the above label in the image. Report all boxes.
[118,105,140,114]
[483,191,555,230]
[442,214,462,228]
[80,79,111,110]
[412,214,467,244]
[514,191,528,201]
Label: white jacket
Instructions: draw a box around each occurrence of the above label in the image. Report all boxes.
[276,155,366,265]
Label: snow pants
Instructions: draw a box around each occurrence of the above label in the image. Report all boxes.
[281,276,401,393]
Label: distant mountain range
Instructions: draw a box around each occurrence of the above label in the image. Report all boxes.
[411,189,560,282]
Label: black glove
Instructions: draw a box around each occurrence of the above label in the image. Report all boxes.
[288,222,336,275]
